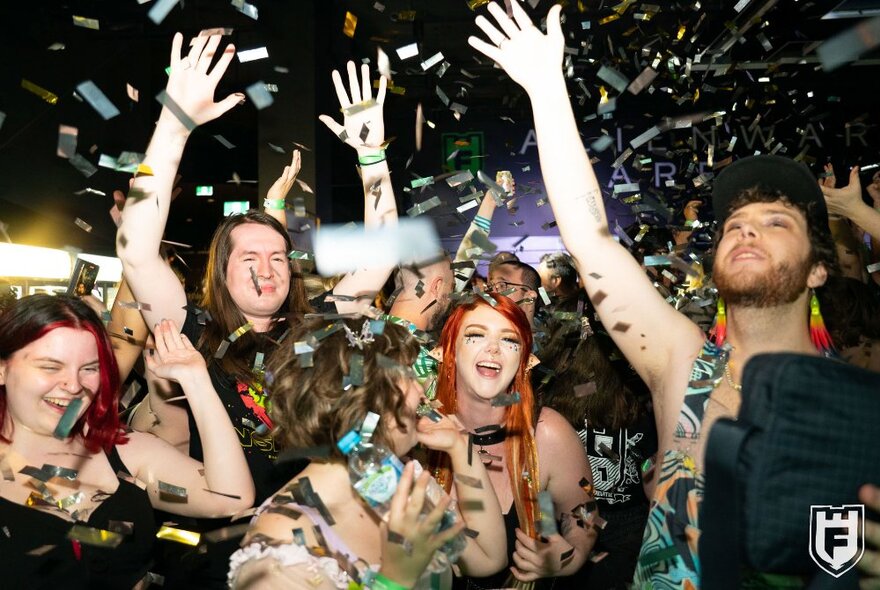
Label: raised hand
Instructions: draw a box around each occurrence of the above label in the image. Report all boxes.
[416,412,467,454]
[266,149,302,203]
[818,163,837,190]
[468,2,564,95]
[318,61,387,154]
[161,33,244,132]
[379,462,465,588]
[144,319,207,384]
[821,165,864,218]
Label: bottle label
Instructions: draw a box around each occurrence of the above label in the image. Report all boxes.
[355,455,404,506]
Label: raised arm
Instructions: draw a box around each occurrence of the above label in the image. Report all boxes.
[453,194,498,291]
[417,413,507,576]
[120,319,254,516]
[822,166,880,241]
[263,149,302,228]
[116,33,243,329]
[468,3,703,388]
[318,63,398,314]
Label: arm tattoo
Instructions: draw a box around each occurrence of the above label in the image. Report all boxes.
[575,188,603,223]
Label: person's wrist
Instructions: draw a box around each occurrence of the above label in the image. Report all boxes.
[263,197,286,211]
[156,110,193,138]
[373,571,412,590]
[357,148,387,166]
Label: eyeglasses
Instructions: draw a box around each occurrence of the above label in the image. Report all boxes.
[489,280,532,293]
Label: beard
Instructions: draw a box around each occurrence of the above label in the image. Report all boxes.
[425,292,453,335]
[713,253,812,308]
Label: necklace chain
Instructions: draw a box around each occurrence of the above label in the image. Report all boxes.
[723,357,742,392]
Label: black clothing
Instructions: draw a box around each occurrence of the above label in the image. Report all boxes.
[0,447,156,589]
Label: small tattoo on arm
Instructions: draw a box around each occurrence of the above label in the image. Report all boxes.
[576,189,603,223]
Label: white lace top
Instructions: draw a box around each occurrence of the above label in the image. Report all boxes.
[228,498,451,590]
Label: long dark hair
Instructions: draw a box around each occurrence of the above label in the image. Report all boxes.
[199,211,312,378]
[0,295,126,452]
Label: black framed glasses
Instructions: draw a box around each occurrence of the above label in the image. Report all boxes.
[489,279,532,293]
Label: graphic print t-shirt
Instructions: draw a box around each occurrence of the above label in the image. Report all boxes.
[578,412,657,510]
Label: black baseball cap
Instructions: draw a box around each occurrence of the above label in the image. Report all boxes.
[712,155,829,234]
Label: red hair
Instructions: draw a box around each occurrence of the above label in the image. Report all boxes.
[0,295,126,453]
[430,294,540,539]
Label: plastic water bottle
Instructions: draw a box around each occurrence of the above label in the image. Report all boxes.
[337,416,467,572]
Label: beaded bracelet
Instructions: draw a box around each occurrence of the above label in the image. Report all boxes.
[263,198,286,210]
[358,150,387,166]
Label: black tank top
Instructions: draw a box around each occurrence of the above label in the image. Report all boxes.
[0,446,156,589]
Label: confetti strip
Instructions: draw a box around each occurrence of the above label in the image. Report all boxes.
[158,481,188,503]
[148,0,181,25]
[343,11,358,38]
[68,524,124,548]
[396,42,419,60]
[237,47,269,63]
[155,90,197,131]
[156,525,201,546]
[76,81,120,120]
[72,15,99,30]
[21,79,58,104]
[52,398,83,440]
[246,81,274,110]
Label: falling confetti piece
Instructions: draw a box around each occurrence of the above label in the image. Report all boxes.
[343,11,358,38]
[21,79,58,105]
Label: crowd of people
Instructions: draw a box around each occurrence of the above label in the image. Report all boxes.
[2,2,880,589]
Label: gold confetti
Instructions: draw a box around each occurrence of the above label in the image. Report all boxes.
[67,524,124,548]
[598,14,620,25]
[72,15,99,30]
[467,0,491,9]
[21,79,58,105]
[676,24,687,41]
[156,525,201,546]
[343,11,357,38]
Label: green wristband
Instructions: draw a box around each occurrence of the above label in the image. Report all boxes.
[371,573,409,590]
[263,198,286,210]
[358,150,387,166]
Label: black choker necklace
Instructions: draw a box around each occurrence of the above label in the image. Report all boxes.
[470,425,507,447]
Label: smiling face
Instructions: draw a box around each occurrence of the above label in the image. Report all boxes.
[225,223,291,323]
[713,201,826,307]
[454,305,523,403]
[0,327,100,437]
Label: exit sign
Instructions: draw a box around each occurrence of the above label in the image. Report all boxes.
[196,185,214,196]
[441,131,484,176]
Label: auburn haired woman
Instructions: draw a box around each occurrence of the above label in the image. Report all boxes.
[429,294,598,589]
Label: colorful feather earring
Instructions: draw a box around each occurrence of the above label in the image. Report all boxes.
[710,297,727,346]
[809,291,835,355]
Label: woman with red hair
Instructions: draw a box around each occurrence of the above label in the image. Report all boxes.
[0,295,254,588]
[430,294,598,588]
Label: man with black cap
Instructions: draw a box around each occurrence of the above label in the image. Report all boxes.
[464,3,838,587]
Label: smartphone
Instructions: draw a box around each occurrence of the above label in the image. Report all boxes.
[67,259,99,297]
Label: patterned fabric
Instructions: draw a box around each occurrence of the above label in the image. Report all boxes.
[381,314,439,399]
[632,340,723,589]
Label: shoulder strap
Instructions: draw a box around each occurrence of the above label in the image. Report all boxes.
[107,445,130,476]
[700,417,748,590]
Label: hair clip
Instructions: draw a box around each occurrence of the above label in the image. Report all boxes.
[344,320,375,350]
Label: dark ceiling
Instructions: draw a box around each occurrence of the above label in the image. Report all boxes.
[1,0,879,259]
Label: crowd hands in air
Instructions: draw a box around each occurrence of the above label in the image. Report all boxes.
[2,2,880,589]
